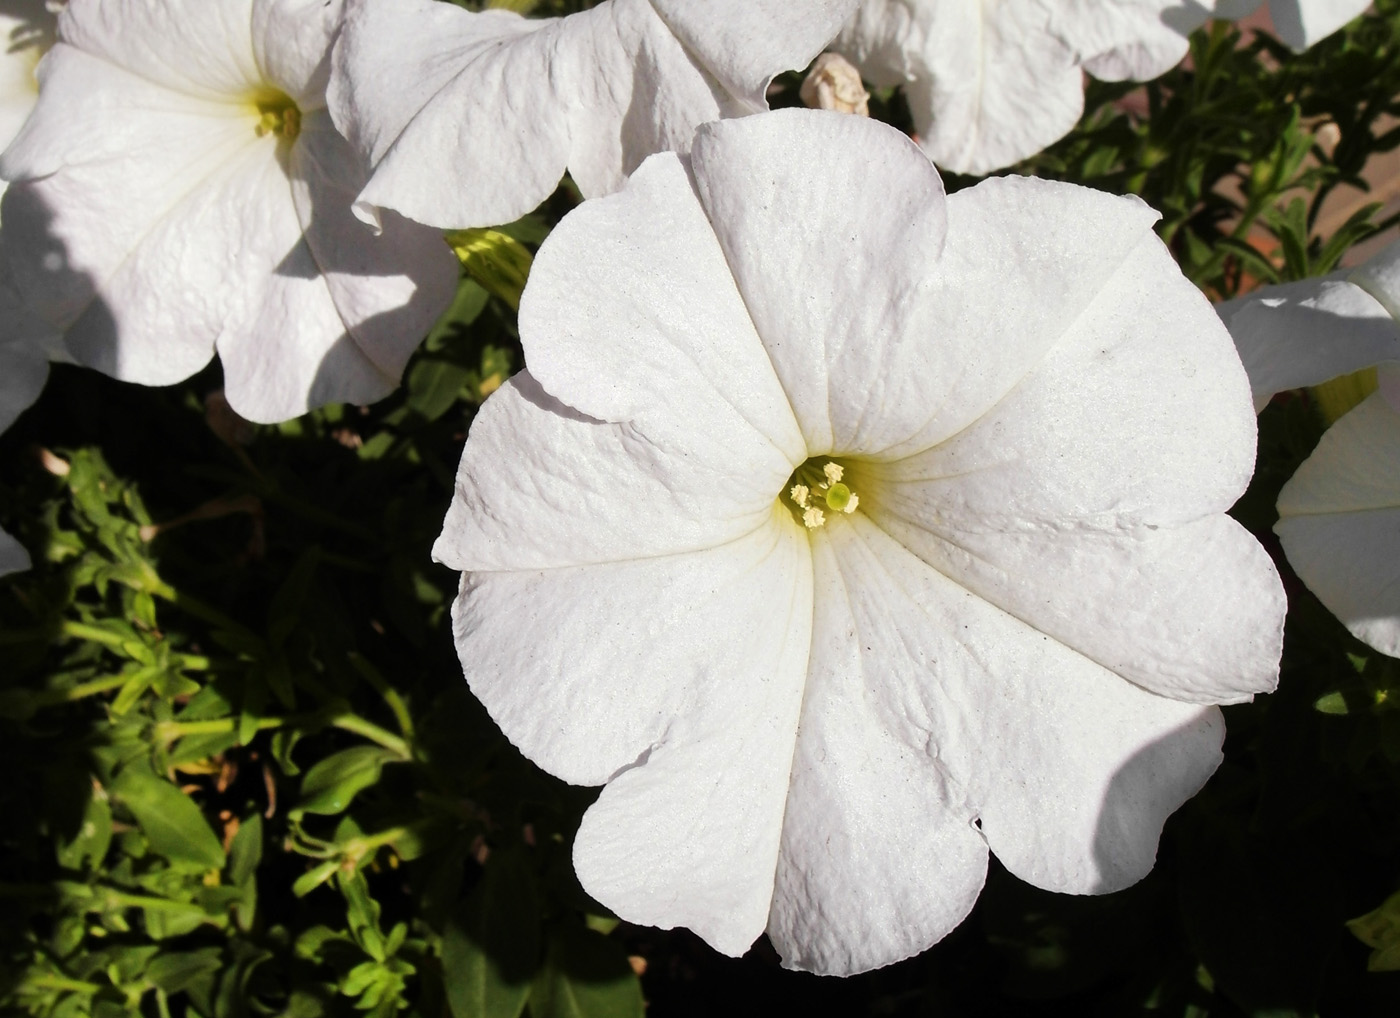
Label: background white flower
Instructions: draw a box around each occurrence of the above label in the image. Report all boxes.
[1221,241,1400,657]
[0,0,458,425]
[434,109,1285,975]
[832,0,1372,176]
[327,0,862,230]
[1190,0,1373,52]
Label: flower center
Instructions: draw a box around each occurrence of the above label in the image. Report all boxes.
[784,459,859,529]
[252,91,301,141]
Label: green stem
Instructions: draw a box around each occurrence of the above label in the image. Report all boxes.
[60,620,128,649]
[348,654,414,743]
[329,714,411,760]
[30,975,101,996]
[156,710,410,759]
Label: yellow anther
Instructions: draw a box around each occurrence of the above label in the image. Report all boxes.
[785,458,860,528]
[252,93,301,141]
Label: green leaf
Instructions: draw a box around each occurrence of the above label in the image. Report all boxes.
[55,784,113,872]
[112,763,226,870]
[296,745,399,816]
[145,948,225,994]
[228,813,263,887]
[443,852,541,1018]
[529,925,642,1018]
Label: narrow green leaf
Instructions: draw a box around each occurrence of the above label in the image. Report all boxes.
[296,745,399,816]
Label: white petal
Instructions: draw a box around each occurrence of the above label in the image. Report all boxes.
[213,117,455,422]
[648,0,862,110]
[692,121,1159,456]
[873,510,1285,704]
[1267,0,1371,51]
[54,0,261,100]
[1222,277,1400,411]
[767,524,988,977]
[0,0,52,152]
[814,517,1225,897]
[690,109,949,455]
[1051,0,1197,81]
[0,336,49,432]
[433,373,789,572]
[1276,392,1400,656]
[0,65,275,385]
[834,0,1085,175]
[0,527,29,576]
[329,0,569,229]
[519,152,805,475]
[250,0,338,106]
[332,0,746,228]
[872,235,1257,529]
[560,0,733,201]
[0,251,53,433]
[566,519,813,956]
[1348,236,1400,322]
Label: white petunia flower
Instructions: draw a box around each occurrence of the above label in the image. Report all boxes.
[0,0,459,424]
[327,0,862,230]
[1275,374,1400,657]
[831,0,1371,176]
[1217,244,1400,413]
[434,109,1285,975]
[1221,241,1400,657]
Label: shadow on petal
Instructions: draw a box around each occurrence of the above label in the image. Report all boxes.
[1090,706,1224,895]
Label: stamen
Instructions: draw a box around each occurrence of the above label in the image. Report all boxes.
[784,459,861,528]
[253,93,301,141]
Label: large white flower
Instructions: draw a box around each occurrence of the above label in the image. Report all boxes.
[434,109,1285,975]
[1221,242,1400,656]
[831,0,1371,176]
[327,0,862,230]
[0,0,458,424]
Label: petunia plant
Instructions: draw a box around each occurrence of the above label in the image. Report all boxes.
[1,0,1400,1015]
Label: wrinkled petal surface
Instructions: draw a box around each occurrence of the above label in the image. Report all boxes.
[453,512,813,955]
[834,0,1085,174]
[649,0,860,110]
[693,113,1160,458]
[332,0,851,229]
[1277,392,1400,656]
